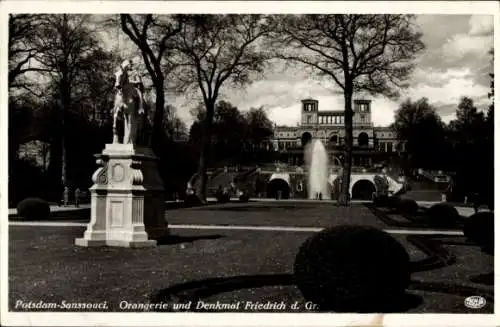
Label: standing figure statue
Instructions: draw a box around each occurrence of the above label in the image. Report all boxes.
[112,59,146,145]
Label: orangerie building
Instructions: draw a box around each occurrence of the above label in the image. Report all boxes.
[270,98,406,167]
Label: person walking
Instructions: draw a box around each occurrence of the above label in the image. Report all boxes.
[63,186,70,207]
[74,188,81,208]
[472,191,481,214]
[442,176,453,203]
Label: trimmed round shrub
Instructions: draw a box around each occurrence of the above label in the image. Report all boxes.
[397,199,419,215]
[215,190,230,203]
[373,195,400,208]
[239,192,250,203]
[373,195,389,207]
[372,195,400,209]
[184,194,201,206]
[294,225,411,312]
[387,196,401,208]
[463,212,494,251]
[16,197,50,221]
[425,203,459,227]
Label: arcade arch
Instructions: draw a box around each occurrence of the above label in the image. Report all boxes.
[301,132,312,147]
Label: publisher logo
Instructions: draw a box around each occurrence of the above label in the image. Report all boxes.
[464,296,486,309]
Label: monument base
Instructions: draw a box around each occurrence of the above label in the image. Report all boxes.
[75,238,157,248]
[75,144,168,248]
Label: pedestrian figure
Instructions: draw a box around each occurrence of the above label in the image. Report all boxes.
[472,192,481,214]
[63,187,70,207]
[442,176,453,203]
[441,193,447,203]
[74,188,81,208]
[186,181,195,196]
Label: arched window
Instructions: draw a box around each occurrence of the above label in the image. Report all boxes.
[329,135,338,147]
[358,132,369,147]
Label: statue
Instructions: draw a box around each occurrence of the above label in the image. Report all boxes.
[112,59,146,145]
[75,61,167,249]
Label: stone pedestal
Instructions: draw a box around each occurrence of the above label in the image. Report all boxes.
[75,144,168,248]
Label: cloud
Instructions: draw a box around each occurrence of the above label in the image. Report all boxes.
[469,15,494,36]
[415,15,493,77]
[441,33,493,62]
[406,67,489,105]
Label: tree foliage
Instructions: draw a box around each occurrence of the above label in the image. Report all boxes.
[162,105,188,141]
[189,100,274,165]
[448,97,492,201]
[8,14,50,89]
[393,98,446,169]
[487,48,494,124]
[244,106,274,146]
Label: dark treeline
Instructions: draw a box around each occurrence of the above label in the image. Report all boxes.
[8,14,493,206]
[189,100,276,167]
[393,95,494,202]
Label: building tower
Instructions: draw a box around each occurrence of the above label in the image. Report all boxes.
[301,98,319,126]
[353,99,372,126]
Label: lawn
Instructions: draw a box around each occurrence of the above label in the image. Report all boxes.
[8,202,494,313]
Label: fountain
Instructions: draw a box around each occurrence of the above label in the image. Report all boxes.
[305,139,330,200]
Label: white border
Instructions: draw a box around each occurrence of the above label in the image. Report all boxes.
[1,1,499,326]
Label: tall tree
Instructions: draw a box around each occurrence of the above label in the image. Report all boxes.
[189,100,247,163]
[449,97,490,199]
[451,97,486,142]
[244,106,274,149]
[119,14,182,151]
[174,14,275,202]
[73,48,119,123]
[271,14,425,205]
[163,105,188,141]
[487,48,494,124]
[393,98,446,169]
[30,14,104,188]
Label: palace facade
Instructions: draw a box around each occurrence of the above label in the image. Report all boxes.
[271,98,404,167]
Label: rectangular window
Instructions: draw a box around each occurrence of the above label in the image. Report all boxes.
[340,116,344,124]
[387,142,393,153]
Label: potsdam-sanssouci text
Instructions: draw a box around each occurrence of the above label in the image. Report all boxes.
[15,300,109,310]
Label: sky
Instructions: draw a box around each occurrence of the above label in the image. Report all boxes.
[165,14,493,128]
[9,11,494,129]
